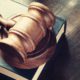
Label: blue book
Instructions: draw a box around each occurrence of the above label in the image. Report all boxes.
[0,17,66,80]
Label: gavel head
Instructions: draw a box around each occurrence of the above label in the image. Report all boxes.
[28,2,55,29]
[0,2,56,69]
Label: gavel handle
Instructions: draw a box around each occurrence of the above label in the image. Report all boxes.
[0,15,16,38]
[0,16,15,29]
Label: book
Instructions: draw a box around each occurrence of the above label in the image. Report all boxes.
[0,73,14,80]
[0,16,66,80]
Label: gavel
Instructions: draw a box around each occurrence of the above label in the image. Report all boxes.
[0,2,56,69]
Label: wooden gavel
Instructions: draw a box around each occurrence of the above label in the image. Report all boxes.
[0,2,56,69]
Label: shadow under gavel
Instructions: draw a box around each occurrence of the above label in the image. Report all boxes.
[0,2,56,69]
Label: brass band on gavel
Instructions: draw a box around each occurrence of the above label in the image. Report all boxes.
[0,2,56,69]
